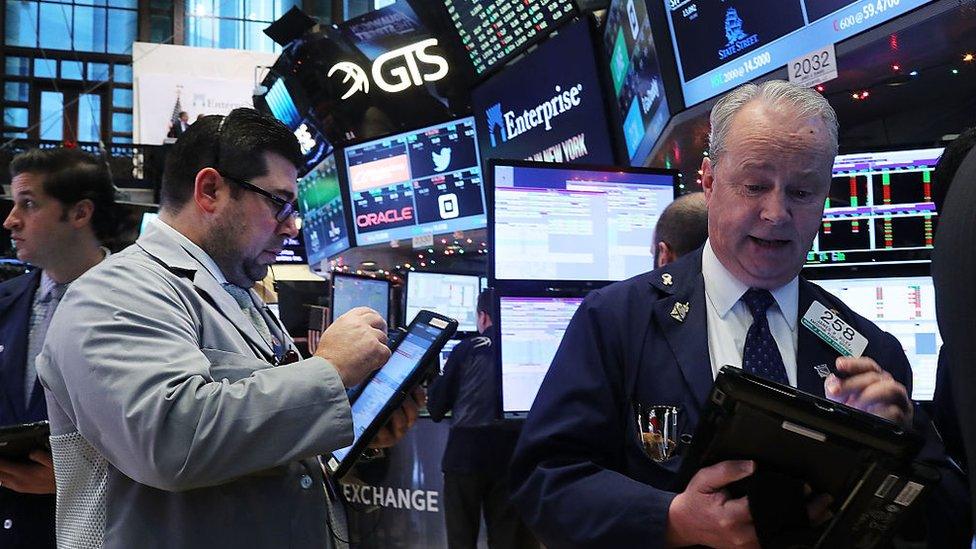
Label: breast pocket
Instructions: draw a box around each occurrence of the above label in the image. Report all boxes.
[201,348,267,383]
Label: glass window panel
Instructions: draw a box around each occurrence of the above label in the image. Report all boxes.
[217,17,240,49]
[78,94,102,142]
[246,20,274,53]
[74,6,108,53]
[276,0,299,17]
[39,3,73,51]
[5,57,31,76]
[113,64,132,83]
[4,82,30,102]
[88,62,111,81]
[186,15,215,48]
[3,131,30,139]
[112,88,133,108]
[112,112,132,132]
[76,0,108,6]
[188,0,213,17]
[34,59,58,79]
[217,0,241,19]
[40,92,65,141]
[108,0,138,7]
[112,135,132,143]
[4,108,29,128]
[150,14,173,43]
[5,1,39,48]
[247,0,272,20]
[62,61,84,80]
[107,8,137,53]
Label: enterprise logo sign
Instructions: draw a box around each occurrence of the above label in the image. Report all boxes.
[483,84,584,149]
[718,7,759,60]
[328,38,449,99]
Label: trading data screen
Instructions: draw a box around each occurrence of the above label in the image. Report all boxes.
[814,276,940,400]
[443,0,576,76]
[298,154,350,267]
[332,274,390,322]
[604,0,671,164]
[500,296,583,415]
[807,148,942,268]
[492,163,675,281]
[663,0,936,106]
[344,117,486,245]
[406,272,480,331]
[438,337,463,374]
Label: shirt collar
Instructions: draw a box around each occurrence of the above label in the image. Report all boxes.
[151,216,228,285]
[701,239,799,330]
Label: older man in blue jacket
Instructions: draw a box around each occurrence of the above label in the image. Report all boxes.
[510,80,967,548]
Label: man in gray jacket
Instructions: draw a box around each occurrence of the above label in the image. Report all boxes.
[37,108,418,548]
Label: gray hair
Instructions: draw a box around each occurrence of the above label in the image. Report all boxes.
[708,80,839,166]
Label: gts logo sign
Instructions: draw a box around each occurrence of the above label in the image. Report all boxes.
[328,39,449,99]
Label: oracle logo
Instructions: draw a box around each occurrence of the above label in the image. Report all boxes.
[357,207,414,228]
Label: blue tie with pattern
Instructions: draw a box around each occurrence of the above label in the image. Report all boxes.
[740,288,790,385]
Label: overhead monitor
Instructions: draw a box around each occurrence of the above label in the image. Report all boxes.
[261,77,332,176]
[814,276,939,401]
[274,235,306,265]
[806,147,942,269]
[405,271,480,332]
[343,117,486,245]
[471,18,615,166]
[490,160,677,283]
[499,295,583,416]
[604,0,671,165]
[297,154,352,268]
[442,0,577,76]
[330,272,390,323]
[663,0,936,106]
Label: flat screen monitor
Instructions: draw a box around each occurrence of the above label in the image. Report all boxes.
[343,117,486,245]
[266,79,302,129]
[442,0,577,76]
[499,295,584,416]
[262,78,332,176]
[604,0,671,165]
[438,337,464,374]
[663,0,936,107]
[330,272,390,323]
[274,235,306,265]
[405,271,480,332]
[806,147,942,269]
[490,161,677,283]
[471,18,615,167]
[298,154,352,268]
[813,276,939,401]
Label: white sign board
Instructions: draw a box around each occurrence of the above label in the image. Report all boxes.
[787,44,838,88]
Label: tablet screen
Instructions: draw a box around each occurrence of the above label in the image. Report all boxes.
[331,320,446,463]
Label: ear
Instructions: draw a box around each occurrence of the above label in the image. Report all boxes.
[701,156,717,201]
[193,167,225,215]
[68,199,94,229]
[656,242,675,268]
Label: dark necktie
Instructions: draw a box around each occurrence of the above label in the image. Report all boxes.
[740,288,790,385]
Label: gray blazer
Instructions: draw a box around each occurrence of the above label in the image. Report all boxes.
[37,222,353,548]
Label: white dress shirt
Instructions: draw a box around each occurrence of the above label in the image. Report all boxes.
[702,240,800,386]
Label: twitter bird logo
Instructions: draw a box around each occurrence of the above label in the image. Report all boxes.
[432,147,452,172]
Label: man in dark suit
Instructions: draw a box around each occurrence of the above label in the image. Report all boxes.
[0,148,116,548]
[510,80,966,548]
[168,111,190,139]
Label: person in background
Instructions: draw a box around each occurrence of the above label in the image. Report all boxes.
[427,289,538,549]
[36,108,421,548]
[168,111,191,139]
[652,192,708,268]
[931,126,976,541]
[0,148,117,548]
[510,80,967,548]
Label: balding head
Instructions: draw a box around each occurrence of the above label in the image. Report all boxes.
[653,192,708,268]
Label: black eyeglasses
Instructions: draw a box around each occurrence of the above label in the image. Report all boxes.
[213,114,299,224]
[219,172,300,224]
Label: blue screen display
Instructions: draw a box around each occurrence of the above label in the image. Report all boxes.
[604,0,671,165]
[298,154,351,267]
[664,0,936,106]
[343,117,486,245]
[471,19,614,166]
[266,79,302,129]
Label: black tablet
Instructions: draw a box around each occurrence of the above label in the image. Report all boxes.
[677,367,937,548]
[0,420,50,460]
[326,310,457,478]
